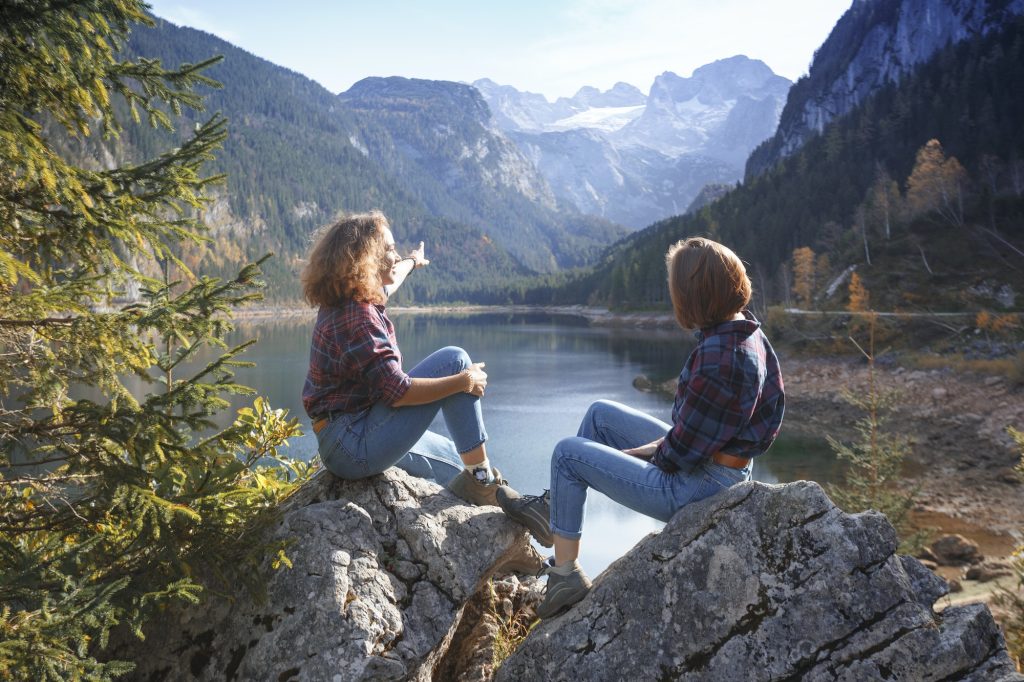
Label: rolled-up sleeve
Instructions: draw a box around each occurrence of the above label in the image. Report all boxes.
[351,318,411,405]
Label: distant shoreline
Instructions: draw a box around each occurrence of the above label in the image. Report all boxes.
[232,304,682,328]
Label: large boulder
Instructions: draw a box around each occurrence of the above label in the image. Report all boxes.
[497,481,1022,682]
[122,468,541,681]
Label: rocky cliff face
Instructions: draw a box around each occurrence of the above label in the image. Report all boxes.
[615,56,790,163]
[509,129,737,228]
[747,0,1024,177]
[497,481,1022,681]
[117,469,542,681]
[122,473,1020,681]
[478,57,789,229]
[340,76,624,272]
[341,77,558,210]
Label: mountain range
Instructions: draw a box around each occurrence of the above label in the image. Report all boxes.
[98,0,1024,310]
[475,56,791,228]
[556,0,1024,313]
[748,0,1024,177]
[106,19,626,303]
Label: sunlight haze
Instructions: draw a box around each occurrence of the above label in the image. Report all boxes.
[145,0,853,98]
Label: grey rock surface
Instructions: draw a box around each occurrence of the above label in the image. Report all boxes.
[123,468,540,681]
[748,0,1024,177]
[496,481,1022,682]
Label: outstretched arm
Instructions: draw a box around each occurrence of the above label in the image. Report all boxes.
[385,241,430,297]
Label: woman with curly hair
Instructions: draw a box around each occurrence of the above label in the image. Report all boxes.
[301,211,515,505]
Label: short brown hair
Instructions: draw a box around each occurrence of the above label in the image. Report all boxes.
[666,237,751,329]
[302,211,389,307]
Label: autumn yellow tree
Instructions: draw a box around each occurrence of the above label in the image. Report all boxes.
[867,165,901,240]
[848,271,869,312]
[906,139,968,227]
[792,246,817,308]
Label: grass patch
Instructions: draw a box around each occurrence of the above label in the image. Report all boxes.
[904,351,1024,384]
[489,579,538,670]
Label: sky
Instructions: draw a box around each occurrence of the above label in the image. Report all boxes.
[146,0,853,100]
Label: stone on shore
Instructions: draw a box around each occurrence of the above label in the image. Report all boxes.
[496,481,1022,682]
[931,533,983,566]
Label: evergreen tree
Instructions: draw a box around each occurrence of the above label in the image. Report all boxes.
[0,3,308,678]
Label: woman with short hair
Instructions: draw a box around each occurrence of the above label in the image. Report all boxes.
[301,211,514,504]
[499,237,785,617]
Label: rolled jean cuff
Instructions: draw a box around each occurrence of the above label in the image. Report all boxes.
[455,436,486,456]
[550,523,583,541]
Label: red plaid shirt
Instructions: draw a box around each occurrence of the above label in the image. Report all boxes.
[652,312,785,473]
[302,301,412,419]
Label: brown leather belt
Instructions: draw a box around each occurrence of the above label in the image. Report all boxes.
[712,452,751,470]
[312,417,329,434]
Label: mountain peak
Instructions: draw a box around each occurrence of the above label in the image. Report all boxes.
[342,76,492,123]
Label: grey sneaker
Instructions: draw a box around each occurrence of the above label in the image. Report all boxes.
[448,467,507,506]
[537,557,592,619]
[496,486,553,548]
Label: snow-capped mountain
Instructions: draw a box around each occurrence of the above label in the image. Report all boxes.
[475,56,791,228]
[615,56,791,164]
[472,79,646,133]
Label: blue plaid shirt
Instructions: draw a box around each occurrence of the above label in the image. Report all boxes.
[652,312,785,473]
[302,300,412,419]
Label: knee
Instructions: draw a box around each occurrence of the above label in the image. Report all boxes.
[438,346,471,371]
[587,399,617,419]
[581,399,616,433]
[552,436,584,466]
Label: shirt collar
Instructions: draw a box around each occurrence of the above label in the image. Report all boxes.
[694,310,760,341]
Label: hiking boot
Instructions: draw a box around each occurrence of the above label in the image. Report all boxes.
[496,486,553,548]
[537,557,592,619]
[448,467,508,506]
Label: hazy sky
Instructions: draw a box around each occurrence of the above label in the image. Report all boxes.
[146,0,853,100]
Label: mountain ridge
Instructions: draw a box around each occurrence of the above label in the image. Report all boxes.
[477,56,790,229]
[110,18,626,301]
[747,0,1024,177]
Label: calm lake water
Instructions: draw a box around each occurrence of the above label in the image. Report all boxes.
[220,312,836,577]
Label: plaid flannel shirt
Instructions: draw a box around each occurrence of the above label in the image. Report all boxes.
[302,300,412,419]
[652,312,785,473]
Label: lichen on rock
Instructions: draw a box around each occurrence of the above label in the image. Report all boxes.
[496,481,1022,682]
[119,468,541,681]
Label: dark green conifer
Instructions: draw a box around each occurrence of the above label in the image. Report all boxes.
[0,3,308,678]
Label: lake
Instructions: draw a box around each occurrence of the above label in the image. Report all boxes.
[221,311,837,577]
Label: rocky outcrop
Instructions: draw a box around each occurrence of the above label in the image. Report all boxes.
[121,469,541,681]
[496,481,1022,681]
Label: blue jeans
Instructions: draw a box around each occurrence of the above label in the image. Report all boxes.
[549,400,752,540]
[315,346,485,486]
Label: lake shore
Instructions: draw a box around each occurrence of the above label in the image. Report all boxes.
[236,303,1023,545]
[231,302,667,325]
[780,353,1024,541]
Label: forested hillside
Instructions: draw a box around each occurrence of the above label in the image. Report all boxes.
[545,16,1024,313]
[59,18,625,303]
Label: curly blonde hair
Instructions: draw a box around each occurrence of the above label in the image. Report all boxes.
[302,211,389,307]
[666,237,751,329]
